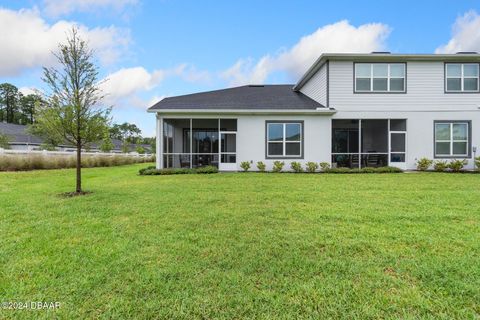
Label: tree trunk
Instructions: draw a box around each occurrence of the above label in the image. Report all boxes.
[76,141,82,193]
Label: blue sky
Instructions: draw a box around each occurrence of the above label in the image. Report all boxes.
[1,0,480,136]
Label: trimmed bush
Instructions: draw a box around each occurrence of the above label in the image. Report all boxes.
[416,158,433,171]
[305,162,318,173]
[448,159,467,172]
[139,165,218,175]
[240,161,251,172]
[290,161,303,173]
[475,157,480,171]
[256,161,266,172]
[319,162,330,172]
[272,161,284,173]
[327,166,403,174]
[433,160,448,172]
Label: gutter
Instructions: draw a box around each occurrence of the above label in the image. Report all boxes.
[147,108,336,115]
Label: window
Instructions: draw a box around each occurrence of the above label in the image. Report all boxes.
[266,121,303,158]
[434,121,470,157]
[446,63,479,92]
[355,63,406,92]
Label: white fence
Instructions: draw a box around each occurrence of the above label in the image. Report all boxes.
[0,148,153,158]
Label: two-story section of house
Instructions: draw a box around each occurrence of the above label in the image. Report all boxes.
[148,53,480,171]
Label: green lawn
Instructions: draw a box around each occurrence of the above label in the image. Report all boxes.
[1,164,479,319]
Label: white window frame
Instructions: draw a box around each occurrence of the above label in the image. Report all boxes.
[434,122,469,157]
[445,63,480,92]
[266,122,302,158]
[354,63,406,93]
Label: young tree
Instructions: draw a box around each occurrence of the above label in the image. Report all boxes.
[33,27,110,194]
[0,132,10,149]
[99,130,114,153]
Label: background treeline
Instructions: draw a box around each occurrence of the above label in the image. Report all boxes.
[0,82,155,153]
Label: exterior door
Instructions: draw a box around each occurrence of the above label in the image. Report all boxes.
[390,132,406,169]
[219,132,237,171]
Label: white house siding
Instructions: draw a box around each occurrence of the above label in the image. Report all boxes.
[329,61,480,111]
[237,115,331,171]
[300,62,328,106]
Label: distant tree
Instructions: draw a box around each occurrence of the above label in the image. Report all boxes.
[33,27,110,194]
[0,83,20,123]
[110,122,142,144]
[0,132,10,149]
[19,94,43,124]
[99,130,114,153]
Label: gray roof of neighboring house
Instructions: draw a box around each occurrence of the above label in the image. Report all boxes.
[148,85,326,111]
[0,122,44,144]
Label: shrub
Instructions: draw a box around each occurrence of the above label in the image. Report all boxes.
[319,162,330,172]
[138,165,218,175]
[374,166,403,173]
[272,161,284,173]
[290,161,303,173]
[448,159,467,172]
[305,162,318,173]
[256,161,266,172]
[475,157,480,171]
[326,166,403,174]
[360,167,376,173]
[416,157,433,171]
[433,160,448,172]
[195,165,219,174]
[328,167,355,174]
[240,161,251,172]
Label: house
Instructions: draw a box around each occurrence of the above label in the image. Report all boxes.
[0,122,152,153]
[148,52,480,171]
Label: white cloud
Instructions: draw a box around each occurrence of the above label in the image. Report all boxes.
[42,0,138,17]
[100,65,211,109]
[436,10,480,54]
[0,7,130,76]
[19,87,38,96]
[221,20,390,86]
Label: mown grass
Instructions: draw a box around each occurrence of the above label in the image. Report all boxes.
[0,164,479,319]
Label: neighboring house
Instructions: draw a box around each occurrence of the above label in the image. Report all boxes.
[0,122,151,153]
[148,52,480,171]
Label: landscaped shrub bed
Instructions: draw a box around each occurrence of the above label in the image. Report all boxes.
[139,165,218,175]
[0,154,155,171]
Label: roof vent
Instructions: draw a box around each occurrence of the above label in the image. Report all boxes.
[456,51,478,54]
[371,51,391,54]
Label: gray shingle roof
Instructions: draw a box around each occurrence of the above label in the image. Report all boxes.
[0,122,43,144]
[148,85,325,111]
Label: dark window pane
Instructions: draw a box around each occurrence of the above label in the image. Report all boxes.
[453,123,468,140]
[192,154,218,168]
[447,78,461,91]
[332,154,359,169]
[356,64,371,77]
[285,143,301,156]
[163,154,191,169]
[464,78,478,91]
[220,119,237,131]
[285,123,301,141]
[221,133,236,152]
[356,78,371,91]
[361,120,388,153]
[268,123,283,141]
[390,119,406,131]
[390,78,404,91]
[391,133,406,152]
[436,142,450,155]
[163,119,190,153]
[390,153,405,162]
[435,124,450,140]
[463,64,478,77]
[361,154,388,168]
[453,142,467,155]
[446,64,461,77]
[193,130,218,153]
[221,154,236,163]
[373,78,388,91]
[268,142,283,156]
